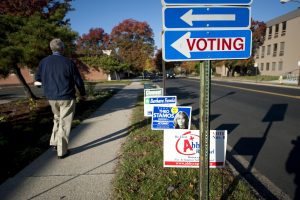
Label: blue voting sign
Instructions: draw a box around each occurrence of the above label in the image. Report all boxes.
[152,106,192,130]
[163,30,252,61]
[163,7,250,30]
[162,0,252,5]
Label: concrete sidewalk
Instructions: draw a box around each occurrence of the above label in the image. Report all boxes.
[0,81,143,200]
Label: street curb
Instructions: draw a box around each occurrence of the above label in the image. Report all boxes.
[226,145,291,200]
[187,76,300,89]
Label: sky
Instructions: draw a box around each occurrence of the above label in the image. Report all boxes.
[66,0,299,49]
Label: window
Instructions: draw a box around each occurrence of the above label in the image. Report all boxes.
[266,63,270,71]
[256,50,259,58]
[272,62,276,71]
[278,61,283,71]
[281,21,286,36]
[260,63,264,71]
[273,43,277,57]
[268,26,272,39]
[267,45,271,55]
[275,24,279,38]
[279,42,285,56]
[261,46,265,58]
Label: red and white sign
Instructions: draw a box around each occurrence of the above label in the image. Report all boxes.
[163,30,252,61]
[171,32,245,58]
[164,130,227,168]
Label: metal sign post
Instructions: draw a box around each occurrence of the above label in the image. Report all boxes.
[199,60,211,200]
[161,0,252,199]
[163,59,166,95]
[161,31,167,95]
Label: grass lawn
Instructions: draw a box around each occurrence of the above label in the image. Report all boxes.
[113,95,259,199]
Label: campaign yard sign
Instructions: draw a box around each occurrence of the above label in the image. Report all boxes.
[144,96,177,117]
[163,130,227,168]
[144,88,164,97]
[151,106,192,130]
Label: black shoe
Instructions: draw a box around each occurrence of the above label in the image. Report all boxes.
[57,150,70,159]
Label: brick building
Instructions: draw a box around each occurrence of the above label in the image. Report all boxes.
[0,63,108,86]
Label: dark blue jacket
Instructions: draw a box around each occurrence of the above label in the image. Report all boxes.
[35,53,86,100]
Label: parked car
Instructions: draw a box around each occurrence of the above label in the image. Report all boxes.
[166,73,176,79]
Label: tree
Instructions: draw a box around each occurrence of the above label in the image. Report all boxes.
[213,19,266,76]
[181,61,198,75]
[76,28,109,56]
[110,19,155,72]
[153,49,163,72]
[0,0,50,16]
[0,0,73,24]
[251,20,267,57]
[79,54,130,80]
[76,27,131,79]
[153,48,179,72]
[0,0,77,99]
[144,58,155,72]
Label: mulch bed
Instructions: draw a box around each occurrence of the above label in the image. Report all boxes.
[0,99,53,184]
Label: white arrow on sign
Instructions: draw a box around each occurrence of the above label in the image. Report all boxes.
[180,9,236,26]
[171,32,246,58]
[171,32,192,58]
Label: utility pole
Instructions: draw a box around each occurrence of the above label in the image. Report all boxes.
[298,61,300,86]
[163,60,166,95]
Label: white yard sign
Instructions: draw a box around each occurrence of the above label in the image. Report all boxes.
[144,96,177,117]
[144,88,164,97]
[164,130,227,168]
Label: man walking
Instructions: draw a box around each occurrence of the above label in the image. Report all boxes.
[35,38,86,159]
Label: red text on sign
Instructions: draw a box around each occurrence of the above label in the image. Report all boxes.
[186,37,245,52]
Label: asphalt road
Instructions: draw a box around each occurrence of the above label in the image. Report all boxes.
[157,77,300,200]
[0,85,45,104]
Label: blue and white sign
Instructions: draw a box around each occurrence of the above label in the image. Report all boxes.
[163,7,250,30]
[151,106,192,130]
[163,29,252,61]
[144,96,177,117]
[162,0,252,5]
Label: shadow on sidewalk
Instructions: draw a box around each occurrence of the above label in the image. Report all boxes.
[25,115,149,199]
[69,118,148,155]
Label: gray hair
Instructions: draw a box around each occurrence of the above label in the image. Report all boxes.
[50,38,65,52]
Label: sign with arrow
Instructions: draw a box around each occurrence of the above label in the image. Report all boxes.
[162,0,252,5]
[163,30,252,61]
[163,6,250,30]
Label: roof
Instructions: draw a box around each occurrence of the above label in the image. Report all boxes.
[266,8,300,27]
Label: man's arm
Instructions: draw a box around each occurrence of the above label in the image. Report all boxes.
[72,62,86,97]
[34,63,42,87]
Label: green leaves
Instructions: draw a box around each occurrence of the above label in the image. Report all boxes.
[0,1,77,73]
[79,55,130,74]
[0,1,77,99]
